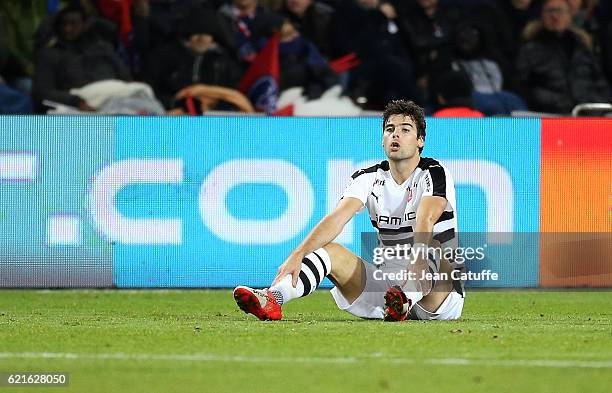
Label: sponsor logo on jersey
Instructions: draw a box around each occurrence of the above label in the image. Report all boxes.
[377,212,416,225]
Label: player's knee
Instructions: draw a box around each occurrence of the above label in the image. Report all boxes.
[324,242,364,291]
[324,242,362,276]
[323,242,352,265]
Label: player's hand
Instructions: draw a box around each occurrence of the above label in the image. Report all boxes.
[272,252,304,287]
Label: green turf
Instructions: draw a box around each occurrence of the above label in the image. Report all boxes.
[0,290,611,393]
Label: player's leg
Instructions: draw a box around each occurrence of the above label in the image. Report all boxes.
[384,252,455,321]
[328,244,456,321]
[418,257,454,312]
[268,243,366,305]
[322,242,366,304]
[234,243,365,320]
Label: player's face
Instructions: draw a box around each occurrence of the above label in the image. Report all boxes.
[382,114,424,161]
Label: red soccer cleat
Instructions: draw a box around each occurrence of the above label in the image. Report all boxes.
[233,286,282,321]
[383,285,412,322]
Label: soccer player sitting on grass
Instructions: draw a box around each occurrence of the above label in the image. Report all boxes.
[234,99,465,321]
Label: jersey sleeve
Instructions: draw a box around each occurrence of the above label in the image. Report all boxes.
[341,172,374,206]
[420,165,448,199]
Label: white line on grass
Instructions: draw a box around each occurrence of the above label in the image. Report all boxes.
[0,352,611,369]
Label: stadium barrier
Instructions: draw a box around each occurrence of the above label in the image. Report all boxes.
[0,116,610,288]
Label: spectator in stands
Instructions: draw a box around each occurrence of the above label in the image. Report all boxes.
[32,5,131,112]
[516,0,610,114]
[0,17,32,114]
[280,0,334,58]
[145,9,242,109]
[431,68,484,117]
[0,15,31,95]
[147,1,234,54]
[277,19,338,98]
[393,0,465,104]
[218,0,283,64]
[447,0,540,71]
[568,0,598,34]
[90,0,153,77]
[453,22,527,115]
[496,0,542,43]
[330,0,421,108]
[35,1,149,55]
[522,0,597,48]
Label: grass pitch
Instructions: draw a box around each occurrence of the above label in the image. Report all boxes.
[0,290,611,393]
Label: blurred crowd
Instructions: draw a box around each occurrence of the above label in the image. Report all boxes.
[1,0,612,116]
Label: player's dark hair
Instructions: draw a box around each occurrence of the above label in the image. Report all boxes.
[382,100,426,153]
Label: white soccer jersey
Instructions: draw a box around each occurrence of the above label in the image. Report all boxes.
[342,157,458,251]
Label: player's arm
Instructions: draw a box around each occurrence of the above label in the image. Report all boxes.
[414,163,449,246]
[272,197,364,287]
[413,196,447,246]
